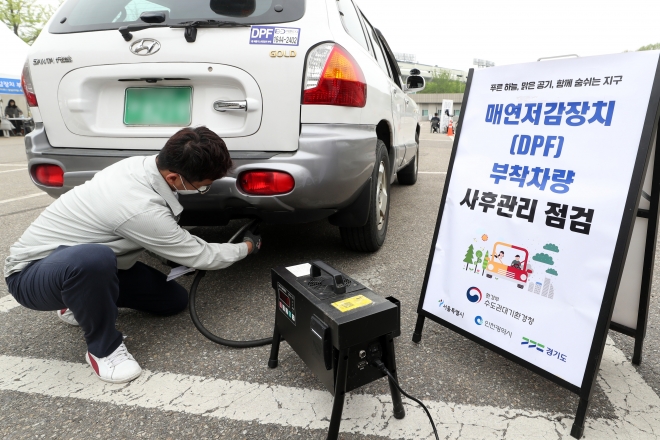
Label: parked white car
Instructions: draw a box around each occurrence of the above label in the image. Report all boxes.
[22,0,424,251]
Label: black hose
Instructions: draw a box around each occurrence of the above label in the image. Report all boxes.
[187,219,273,348]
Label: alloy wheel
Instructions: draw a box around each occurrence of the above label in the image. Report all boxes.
[376,160,388,230]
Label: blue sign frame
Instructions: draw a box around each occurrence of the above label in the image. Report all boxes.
[0,77,23,95]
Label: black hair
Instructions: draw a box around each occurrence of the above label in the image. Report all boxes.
[515,255,520,258]
[157,127,232,182]
[210,0,256,17]
[7,100,15,106]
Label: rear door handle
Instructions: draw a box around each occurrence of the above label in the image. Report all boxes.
[213,100,247,112]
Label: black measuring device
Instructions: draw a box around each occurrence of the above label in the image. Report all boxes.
[268,260,411,440]
[187,224,439,439]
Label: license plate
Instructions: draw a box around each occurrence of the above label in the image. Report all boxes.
[124,87,192,126]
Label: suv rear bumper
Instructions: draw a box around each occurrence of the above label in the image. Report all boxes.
[26,123,377,225]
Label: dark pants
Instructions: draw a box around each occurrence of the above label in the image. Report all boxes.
[6,244,188,358]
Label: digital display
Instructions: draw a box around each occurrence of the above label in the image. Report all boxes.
[279,289,290,306]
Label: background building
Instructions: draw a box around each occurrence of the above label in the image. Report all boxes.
[410,93,464,119]
[394,52,468,83]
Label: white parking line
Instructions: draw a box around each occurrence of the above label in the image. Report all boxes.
[0,295,20,313]
[0,163,27,167]
[0,338,656,439]
[0,192,48,204]
[0,167,27,174]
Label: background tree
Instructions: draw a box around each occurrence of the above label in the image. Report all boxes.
[420,71,467,94]
[482,251,489,275]
[1,0,57,45]
[474,250,483,273]
[463,244,474,270]
[639,43,660,51]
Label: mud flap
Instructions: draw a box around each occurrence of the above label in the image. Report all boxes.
[328,177,372,228]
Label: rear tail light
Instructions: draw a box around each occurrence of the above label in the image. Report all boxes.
[302,43,366,107]
[21,60,38,107]
[32,164,63,187]
[238,170,294,195]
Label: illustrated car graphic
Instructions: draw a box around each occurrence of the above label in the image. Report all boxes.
[485,242,533,289]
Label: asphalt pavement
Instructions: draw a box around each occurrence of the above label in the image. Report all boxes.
[1,126,660,439]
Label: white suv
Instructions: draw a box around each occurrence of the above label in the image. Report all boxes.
[22,0,424,252]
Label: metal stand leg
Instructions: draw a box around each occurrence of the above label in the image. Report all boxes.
[268,326,281,369]
[570,397,589,439]
[633,336,644,365]
[327,349,349,440]
[412,314,426,343]
[384,335,405,419]
[386,376,406,419]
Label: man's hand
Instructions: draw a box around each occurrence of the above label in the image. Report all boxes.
[242,230,262,255]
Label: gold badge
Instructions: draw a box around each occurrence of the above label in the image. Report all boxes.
[270,50,297,58]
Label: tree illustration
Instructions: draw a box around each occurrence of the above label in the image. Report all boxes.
[546,268,558,276]
[543,243,560,253]
[532,253,554,265]
[482,251,489,275]
[463,244,475,270]
[474,250,483,273]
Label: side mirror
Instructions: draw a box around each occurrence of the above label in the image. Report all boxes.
[406,75,425,93]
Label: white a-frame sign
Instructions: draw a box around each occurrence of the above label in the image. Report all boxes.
[413,51,660,438]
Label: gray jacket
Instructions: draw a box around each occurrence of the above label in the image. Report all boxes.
[4,155,248,278]
[5,106,21,118]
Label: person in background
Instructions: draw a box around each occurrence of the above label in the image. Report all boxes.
[4,100,24,135]
[430,113,440,133]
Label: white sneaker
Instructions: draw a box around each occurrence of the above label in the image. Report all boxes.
[86,343,142,384]
[57,308,79,326]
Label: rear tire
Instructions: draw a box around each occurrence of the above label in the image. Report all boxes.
[340,140,391,252]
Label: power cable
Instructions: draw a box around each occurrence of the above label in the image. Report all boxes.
[372,359,440,440]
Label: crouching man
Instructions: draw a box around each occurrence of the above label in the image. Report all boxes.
[4,127,261,383]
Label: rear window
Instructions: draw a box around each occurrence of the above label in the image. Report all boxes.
[50,0,305,34]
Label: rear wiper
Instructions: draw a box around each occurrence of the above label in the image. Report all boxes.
[173,20,250,28]
[119,19,250,43]
[119,23,168,42]
[172,20,250,42]
[119,11,168,41]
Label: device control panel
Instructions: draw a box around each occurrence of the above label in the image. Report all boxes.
[277,282,296,325]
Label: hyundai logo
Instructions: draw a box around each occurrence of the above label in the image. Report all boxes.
[130,38,161,56]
